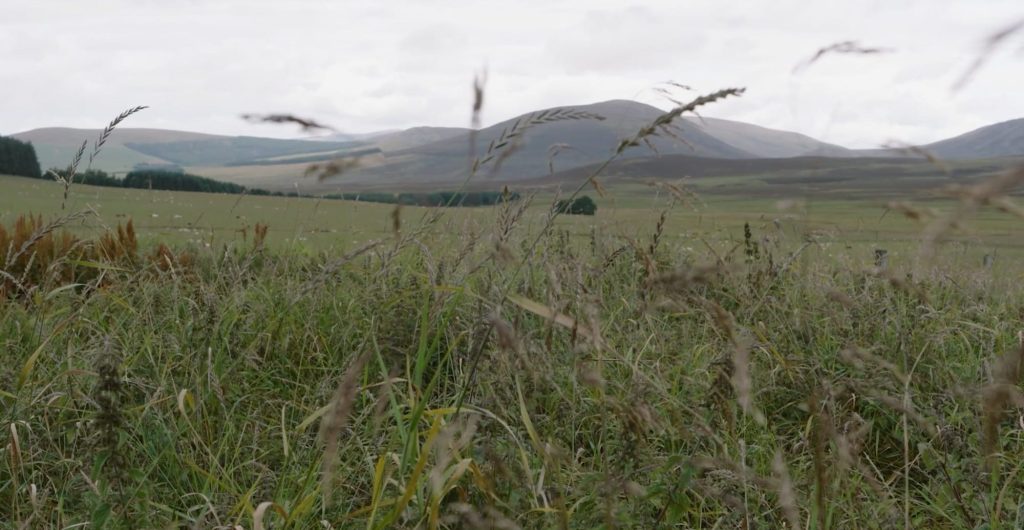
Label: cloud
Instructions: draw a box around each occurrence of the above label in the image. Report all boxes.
[545,6,707,75]
[1,0,1021,148]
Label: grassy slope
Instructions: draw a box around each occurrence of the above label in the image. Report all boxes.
[2,177,1024,527]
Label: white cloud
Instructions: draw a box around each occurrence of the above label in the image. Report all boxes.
[1,0,1021,148]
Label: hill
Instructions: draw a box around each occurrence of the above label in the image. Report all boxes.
[11,127,366,173]
[320,100,755,187]
[684,117,852,157]
[12,127,223,145]
[369,126,469,151]
[924,118,1024,159]
[125,136,366,166]
[11,127,223,173]
[303,127,467,151]
[12,127,228,173]
[13,106,1022,193]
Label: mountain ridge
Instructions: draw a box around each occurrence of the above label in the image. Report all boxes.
[10,104,1022,186]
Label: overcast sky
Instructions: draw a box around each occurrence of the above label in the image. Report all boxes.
[2,0,1022,148]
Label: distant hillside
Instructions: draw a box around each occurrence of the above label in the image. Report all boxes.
[305,130,407,143]
[370,126,469,151]
[924,118,1024,159]
[11,127,222,172]
[11,127,368,172]
[684,117,852,158]
[13,106,1021,192]
[304,132,362,143]
[295,111,1023,189]
[334,100,754,186]
[126,136,366,166]
[12,127,223,145]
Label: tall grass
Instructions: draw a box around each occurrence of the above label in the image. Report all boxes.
[1,188,1023,527]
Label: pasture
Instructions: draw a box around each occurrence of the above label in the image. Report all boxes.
[2,173,1021,265]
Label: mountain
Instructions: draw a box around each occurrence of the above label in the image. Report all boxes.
[12,127,223,145]
[305,130,402,143]
[684,117,852,158]
[370,126,468,151]
[304,132,363,143]
[124,136,366,166]
[11,127,223,172]
[328,100,756,187]
[10,127,365,173]
[924,118,1024,159]
[11,105,1021,192]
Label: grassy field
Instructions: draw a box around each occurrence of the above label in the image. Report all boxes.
[3,173,1022,268]
[538,155,1022,201]
[2,169,1024,528]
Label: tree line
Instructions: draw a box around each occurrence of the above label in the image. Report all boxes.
[43,168,247,194]
[0,136,42,178]
[322,191,521,207]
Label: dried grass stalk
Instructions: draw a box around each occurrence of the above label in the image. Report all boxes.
[319,351,370,506]
[982,344,1024,471]
[242,113,334,131]
[731,339,765,425]
[773,451,802,530]
[954,18,1024,90]
[794,40,892,73]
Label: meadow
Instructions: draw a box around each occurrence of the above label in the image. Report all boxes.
[2,155,1024,529]
[3,174,1022,262]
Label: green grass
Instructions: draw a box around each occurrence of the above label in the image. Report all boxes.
[0,174,402,250]
[4,173,1022,258]
[3,172,1024,528]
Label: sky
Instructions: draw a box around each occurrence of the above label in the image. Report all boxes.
[1,0,1022,148]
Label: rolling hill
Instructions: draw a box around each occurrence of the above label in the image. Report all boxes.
[369,126,469,151]
[196,103,1023,192]
[924,118,1024,159]
[320,100,756,187]
[124,136,366,166]
[300,127,468,152]
[10,102,1022,194]
[10,128,365,173]
[684,117,852,158]
[10,127,221,173]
